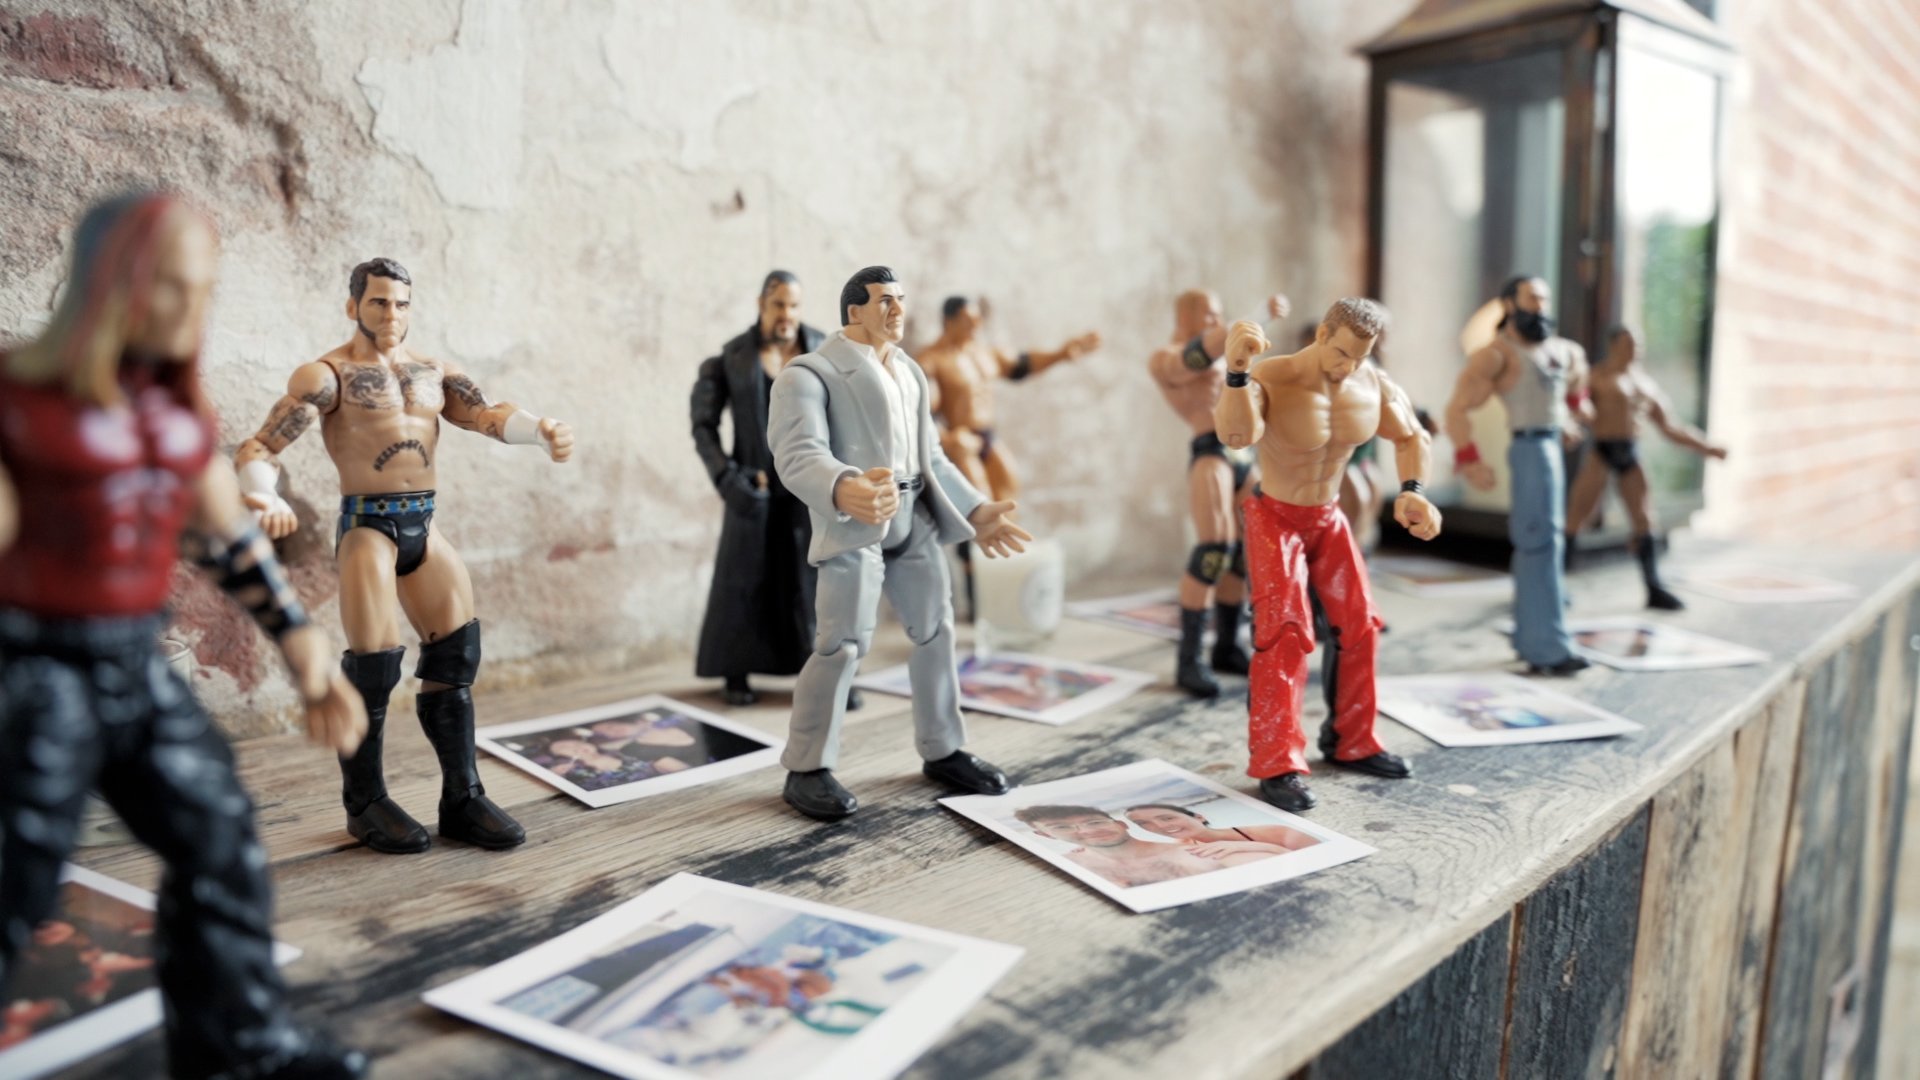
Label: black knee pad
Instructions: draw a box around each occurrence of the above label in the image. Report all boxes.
[1227,541,1246,579]
[415,619,482,688]
[1186,542,1230,586]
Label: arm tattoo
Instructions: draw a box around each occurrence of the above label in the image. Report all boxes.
[267,400,314,445]
[301,380,338,411]
[444,374,490,411]
[344,365,397,409]
[372,439,431,472]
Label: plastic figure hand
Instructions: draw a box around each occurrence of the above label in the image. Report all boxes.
[242,490,300,540]
[279,623,368,756]
[538,417,574,462]
[1459,461,1497,491]
[1062,330,1102,361]
[967,498,1033,558]
[1706,444,1730,461]
[1184,839,1291,859]
[1225,320,1269,374]
[833,466,900,525]
[1394,489,1443,541]
[1267,293,1291,321]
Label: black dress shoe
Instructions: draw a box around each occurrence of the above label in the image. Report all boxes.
[345,796,430,855]
[1257,773,1317,812]
[784,769,858,821]
[846,687,864,711]
[922,751,1012,795]
[1527,655,1592,676]
[722,677,757,707]
[438,790,526,849]
[1328,750,1412,779]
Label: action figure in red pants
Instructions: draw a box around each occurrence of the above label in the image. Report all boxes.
[1214,299,1441,812]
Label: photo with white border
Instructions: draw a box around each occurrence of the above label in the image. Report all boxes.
[1063,588,1185,641]
[1369,553,1511,598]
[0,866,299,1080]
[478,695,782,809]
[1565,616,1769,671]
[940,759,1374,913]
[855,652,1155,725]
[1378,672,1642,747]
[1673,563,1858,604]
[423,873,1021,1080]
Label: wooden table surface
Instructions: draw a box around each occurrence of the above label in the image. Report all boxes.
[58,541,1920,1079]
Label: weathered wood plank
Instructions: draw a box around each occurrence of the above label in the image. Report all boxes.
[1305,914,1512,1080]
[1853,595,1920,1078]
[1719,687,1807,1080]
[48,547,1920,1080]
[1506,807,1649,1080]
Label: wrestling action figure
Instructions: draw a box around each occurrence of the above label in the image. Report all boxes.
[1445,275,1591,675]
[0,193,369,1079]
[691,270,863,710]
[237,258,574,853]
[1216,298,1438,812]
[768,267,1030,821]
[1566,324,1727,610]
[917,294,1099,501]
[1149,289,1289,698]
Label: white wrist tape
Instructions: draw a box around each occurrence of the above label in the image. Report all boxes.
[503,410,544,446]
[238,459,281,496]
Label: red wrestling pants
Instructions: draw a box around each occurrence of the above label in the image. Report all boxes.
[1242,495,1385,777]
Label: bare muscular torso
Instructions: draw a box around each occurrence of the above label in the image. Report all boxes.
[1586,364,1652,440]
[309,346,461,496]
[1149,341,1226,436]
[920,339,1001,431]
[1249,354,1386,507]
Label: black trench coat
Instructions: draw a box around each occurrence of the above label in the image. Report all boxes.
[690,322,826,678]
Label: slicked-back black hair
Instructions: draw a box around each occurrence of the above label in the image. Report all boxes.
[839,265,897,326]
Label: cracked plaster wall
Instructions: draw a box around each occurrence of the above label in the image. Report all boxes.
[0,0,1402,736]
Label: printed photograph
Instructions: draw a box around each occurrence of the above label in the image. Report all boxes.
[1566,617,1769,671]
[479,696,782,808]
[1377,673,1643,748]
[855,652,1155,726]
[0,867,297,1080]
[1672,564,1859,604]
[1369,553,1511,598]
[941,760,1374,913]
[1064,589,1186,641]
[424,874,1021,1080]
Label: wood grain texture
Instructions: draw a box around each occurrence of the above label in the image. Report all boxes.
[1852,593,1920,1078]
[47,544,1920,1080]
[1305,914,1512,1080]
[1506,808,1649,1080]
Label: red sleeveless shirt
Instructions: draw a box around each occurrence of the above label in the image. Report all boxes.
[0,362,213,617]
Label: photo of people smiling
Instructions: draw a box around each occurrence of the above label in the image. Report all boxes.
[941,760,1373,912]
[478,696,782,808]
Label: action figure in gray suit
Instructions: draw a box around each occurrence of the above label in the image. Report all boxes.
[768,266,1032,820]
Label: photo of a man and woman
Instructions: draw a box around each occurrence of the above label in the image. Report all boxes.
[2,867,296,1080]
[1377,673,1643,747]
[478,696,782,808]
[1563,616,1770,671]
[1064,589,1186,641]
[857,652,1155,725]
[941,760,1375,913]
[424,874,1021,1080]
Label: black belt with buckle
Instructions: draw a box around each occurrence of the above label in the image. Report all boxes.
[896,474,925,494]
[1511,426,1559,438]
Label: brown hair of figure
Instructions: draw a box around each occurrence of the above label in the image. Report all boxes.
[1214,297,1436,814]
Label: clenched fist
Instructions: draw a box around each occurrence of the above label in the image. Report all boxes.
[834,467,901,526]
[1394,491,1443,541]
[243,492,300,540]
[539,418,574,463]
[1226,321,1269,374]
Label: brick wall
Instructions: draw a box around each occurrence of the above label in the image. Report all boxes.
[1698,0,1920,548]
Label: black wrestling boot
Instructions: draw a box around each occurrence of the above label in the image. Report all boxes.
[418,687,524,849]
[337,648,429,855]
[923,750,1012,795]
[1564,533,1579,573]
[204,1028,370,1080]
[1327,750,1413,779]
[1635,535,1686,610]
[846,687,864,711]
[1210,601,1251,675]
[1528,655,1592,676]
[722,675,757,707]
[1258,773,1316,812]
[784,769,858,821]
[1175,608,1221,698]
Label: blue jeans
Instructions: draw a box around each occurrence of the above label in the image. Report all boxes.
[1508,433,1574,666]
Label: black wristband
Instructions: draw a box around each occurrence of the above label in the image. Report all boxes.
[1008,352,1033,381]
[1400,479,1425,495]
[1226,370,1250,388]
[196,526,310,639]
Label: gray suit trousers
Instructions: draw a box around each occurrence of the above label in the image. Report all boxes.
[782,503,967,772]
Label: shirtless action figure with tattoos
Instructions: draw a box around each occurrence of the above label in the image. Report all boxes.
[1215,299,1438,812]
[1566,324,1727,610]
[235,258,575,853]
[1148,289,1288,698]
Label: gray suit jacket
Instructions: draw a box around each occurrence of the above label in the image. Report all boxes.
[770,331,984,564]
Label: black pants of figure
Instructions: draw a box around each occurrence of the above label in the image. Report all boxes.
[0,611,303,1079]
